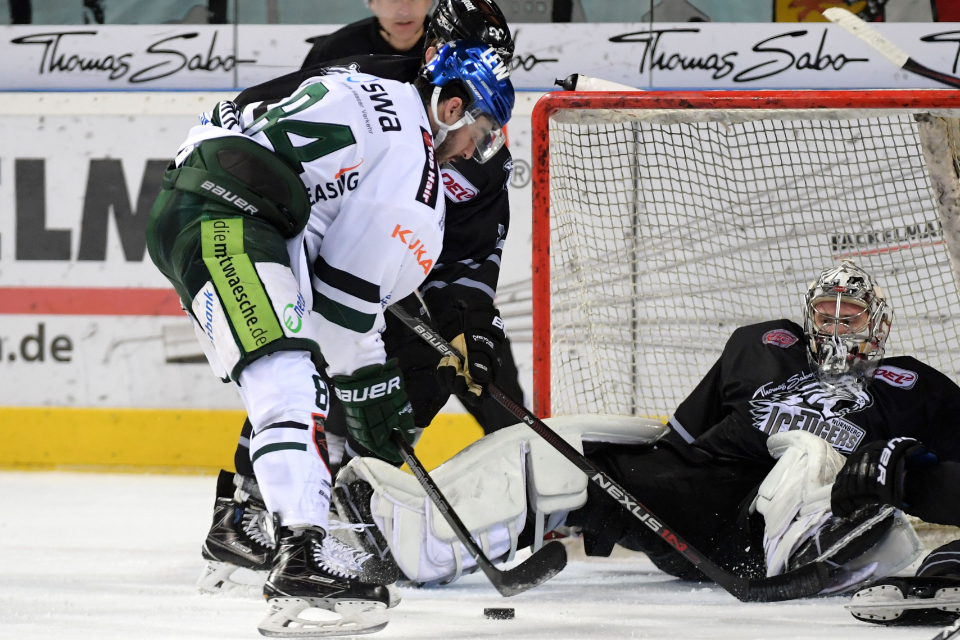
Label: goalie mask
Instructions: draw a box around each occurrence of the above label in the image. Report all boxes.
[803,260,893,387]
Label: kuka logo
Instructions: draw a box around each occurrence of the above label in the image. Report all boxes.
[391,224,434,275]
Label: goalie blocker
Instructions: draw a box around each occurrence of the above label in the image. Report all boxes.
[333,415,919,589]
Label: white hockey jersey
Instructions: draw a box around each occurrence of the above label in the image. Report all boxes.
[176,73,445,376]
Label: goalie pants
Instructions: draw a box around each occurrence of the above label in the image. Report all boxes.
[567,438,774,581]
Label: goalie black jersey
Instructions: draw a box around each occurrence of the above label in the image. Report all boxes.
[669,319,960,465]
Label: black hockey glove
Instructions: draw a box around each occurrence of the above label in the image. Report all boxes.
[831,437,937,518]
[333,359,416,465]
[436,305,505,406]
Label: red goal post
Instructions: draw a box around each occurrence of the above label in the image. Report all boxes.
[531,90,960,420]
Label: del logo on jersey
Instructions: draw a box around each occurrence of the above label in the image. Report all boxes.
[749,372,870,452]
[874,365,919,389]
[442,167,478,202]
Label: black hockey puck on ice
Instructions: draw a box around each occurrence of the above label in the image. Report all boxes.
[484,608,515,620]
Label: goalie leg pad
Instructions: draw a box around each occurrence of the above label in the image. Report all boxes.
[336,414,665,584]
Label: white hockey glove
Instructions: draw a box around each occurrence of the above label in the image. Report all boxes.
[750,430,845,576]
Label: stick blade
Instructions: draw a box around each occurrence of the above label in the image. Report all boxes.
[742,562,830,603]
[822,7,909,68]
[493,541,568,597]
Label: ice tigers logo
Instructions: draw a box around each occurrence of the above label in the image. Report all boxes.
[749,371,871,452]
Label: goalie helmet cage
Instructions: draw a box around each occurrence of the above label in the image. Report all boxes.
[531,90,960,420]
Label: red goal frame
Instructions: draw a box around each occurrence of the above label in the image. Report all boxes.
[531,89,960,419]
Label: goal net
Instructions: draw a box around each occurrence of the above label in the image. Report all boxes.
[532,91,960,421]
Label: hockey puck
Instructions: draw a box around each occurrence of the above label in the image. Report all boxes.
[483,608,515,620]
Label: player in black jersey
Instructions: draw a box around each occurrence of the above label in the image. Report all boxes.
[302,0,432,68]
[331,260,960,610]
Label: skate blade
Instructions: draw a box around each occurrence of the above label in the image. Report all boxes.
[258,597,388,638]
[386,583,401,609]
[847,584,960,619]
[197,561,267,596]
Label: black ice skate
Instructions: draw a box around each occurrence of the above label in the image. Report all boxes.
[197,470,277,595]
[258,526,390,637]
[846,576,960,625]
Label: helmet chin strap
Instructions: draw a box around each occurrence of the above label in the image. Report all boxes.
[431,86,469,146]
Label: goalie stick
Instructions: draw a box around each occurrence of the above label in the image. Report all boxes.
[387,303,831,603]
[824,7,960,89]
[388,432,567,597]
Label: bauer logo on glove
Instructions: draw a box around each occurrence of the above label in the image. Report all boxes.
[333,360,416,465]
[334,376,402,402]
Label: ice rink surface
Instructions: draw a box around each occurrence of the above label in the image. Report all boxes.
[0,471,943,640]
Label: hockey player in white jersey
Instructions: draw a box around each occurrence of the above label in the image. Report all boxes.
[146,41,514,636]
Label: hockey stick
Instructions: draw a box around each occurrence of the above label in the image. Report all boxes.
[823,7,960,89]
[387,303,830,602]
[388,432,567,597]
[931,618,960,640]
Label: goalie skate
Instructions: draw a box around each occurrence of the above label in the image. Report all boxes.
[258,527,390,638]
[847,577,960,626]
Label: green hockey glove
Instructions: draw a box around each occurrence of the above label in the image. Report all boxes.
[333,359,416,465]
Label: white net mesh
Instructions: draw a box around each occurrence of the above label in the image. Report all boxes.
[545,108,960,419]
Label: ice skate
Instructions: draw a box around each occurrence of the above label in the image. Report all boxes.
[198,470,276,595]
[258,526,390,637]
[846,576,960,625]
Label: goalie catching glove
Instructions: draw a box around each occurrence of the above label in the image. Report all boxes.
[436,305,505,405]
[333,359,416,465]
[831,437,937,518]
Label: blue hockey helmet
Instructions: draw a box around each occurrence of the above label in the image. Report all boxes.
[422,39,515,163]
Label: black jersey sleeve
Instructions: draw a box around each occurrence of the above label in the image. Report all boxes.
[669,357,725,444]
[421,146,512,314]
[916,363,960,463]
[905,462,960,526]
[669,320,806,447]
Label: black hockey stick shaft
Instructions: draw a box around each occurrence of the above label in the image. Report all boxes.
[389,432,566,597]
[388,303,829,602]
[824,7,960,89]
[903,58,960,90]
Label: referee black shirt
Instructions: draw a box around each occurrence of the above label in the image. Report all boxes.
[301,16,431,70]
